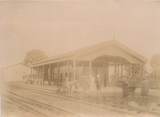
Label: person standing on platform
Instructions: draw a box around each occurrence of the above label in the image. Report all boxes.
[141,77,150,105]
[141,77,149,96]
[95,74,103,102]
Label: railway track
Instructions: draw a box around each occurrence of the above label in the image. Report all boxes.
[4,89,76,117]
[4,97,47,117]
[7,83,160,117]
[8,84,140,114]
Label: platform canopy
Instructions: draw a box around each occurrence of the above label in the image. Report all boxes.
[31,40,147,67]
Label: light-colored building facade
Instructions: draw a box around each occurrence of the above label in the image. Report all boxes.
[1,63,31,82]
[31,40,147,90]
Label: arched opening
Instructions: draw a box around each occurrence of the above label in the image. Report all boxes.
[92,55,130,87]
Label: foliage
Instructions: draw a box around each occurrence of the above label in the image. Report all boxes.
[23,49,48,66]
[150,54,160,70]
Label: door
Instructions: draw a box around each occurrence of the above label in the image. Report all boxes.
[96,65,109,88]
[108,65,115,85]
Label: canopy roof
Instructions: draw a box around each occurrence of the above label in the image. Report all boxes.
[32,40,147,67]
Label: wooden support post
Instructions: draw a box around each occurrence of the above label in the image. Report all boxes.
[40,67,42,86]
[41,66,44,86]
[115,64,118,79]
[51,64,54,85]
[52,64,54,85]
[121,64,123,77]
[37,67,39,84]
[37,67,40,85]
[141,64,143,77]
[54,64,58,86]
[106,64,109,86]
[42,65,45,86]
[57,63,60,86]
[132,64,134,78]
[48,64,51,85]
[30,67,33,84]
[32,67,35,84]
[117,64,119,79]
[114,64,116,78]
[129,64,131,77]
[89,61,92,77]
[130,64,132,77]
[73,60,76,80]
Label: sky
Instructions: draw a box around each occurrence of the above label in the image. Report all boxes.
[0,0,160,68]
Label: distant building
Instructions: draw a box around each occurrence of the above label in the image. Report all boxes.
[1,63,31,82]
[30,40,147,90]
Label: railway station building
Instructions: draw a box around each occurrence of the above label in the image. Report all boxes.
[30,40,147,91]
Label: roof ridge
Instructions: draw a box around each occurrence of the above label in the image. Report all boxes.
[32,39,147,66]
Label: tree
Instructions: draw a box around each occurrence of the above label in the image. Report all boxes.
[23,49,48,66]
[150,54,160,70]
[150,54,160,80]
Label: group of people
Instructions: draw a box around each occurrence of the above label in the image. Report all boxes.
[56,73,150,100]
[57,77,78,96]
[94,74,150,98]
[120,76,150,98]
